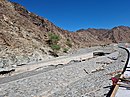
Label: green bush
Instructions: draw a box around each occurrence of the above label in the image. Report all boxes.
[48,32,60,44]
[63,48,68,53]
[51,44,61,51]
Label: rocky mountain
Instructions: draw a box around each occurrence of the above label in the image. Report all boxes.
[76,26,130,43]
[0,0,130,70]
[0,0,69,69]
[103,26,130,43]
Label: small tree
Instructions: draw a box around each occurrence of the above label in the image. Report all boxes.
[47,32,62,56]
[48,32,60,44]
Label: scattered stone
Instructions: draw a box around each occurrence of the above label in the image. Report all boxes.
[83,69,89,74]
[55,64,64,67]
[17,64,27,66]
[108,56,118,60]
[96,61,112,65]
[93,51,105,56]
[0,46,126,97]
[0,68,15,75]
[49,51,59,57]
[121,60,125,62]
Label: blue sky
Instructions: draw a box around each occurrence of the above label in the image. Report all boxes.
[10,0,130,31]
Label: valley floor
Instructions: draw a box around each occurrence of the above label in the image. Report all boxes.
[0,45,127,97]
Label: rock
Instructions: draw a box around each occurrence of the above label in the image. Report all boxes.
[17,64,26,66]
[93,51,105,56]
[49,50,59,57]
[0,68,15,74]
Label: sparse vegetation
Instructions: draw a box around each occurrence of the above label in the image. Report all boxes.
[63,48,68,53]
[48,32,60,44]
[51,44,61,51]
[47,33,72,55]
[47,32,61,52]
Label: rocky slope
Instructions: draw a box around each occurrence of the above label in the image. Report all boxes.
[0,0,72,69]
[0,0,130,70]
[76,26,130,43]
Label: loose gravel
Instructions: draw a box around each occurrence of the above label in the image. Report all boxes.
[0,46,127,97]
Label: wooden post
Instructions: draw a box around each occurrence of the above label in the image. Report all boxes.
[110,74,123,97]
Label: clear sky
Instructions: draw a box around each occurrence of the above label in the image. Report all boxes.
[10,0,130,31]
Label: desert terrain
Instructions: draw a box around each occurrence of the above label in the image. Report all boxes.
[0,44,127,97]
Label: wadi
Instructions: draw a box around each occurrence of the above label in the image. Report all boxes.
[0,0,130,97]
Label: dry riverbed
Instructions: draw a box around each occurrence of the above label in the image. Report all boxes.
[0,45,127,97]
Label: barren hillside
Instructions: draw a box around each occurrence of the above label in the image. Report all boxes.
[0,0,130,70]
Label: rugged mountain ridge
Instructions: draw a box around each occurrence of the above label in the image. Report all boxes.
[0,0,130,70]
[76,26,130,43]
